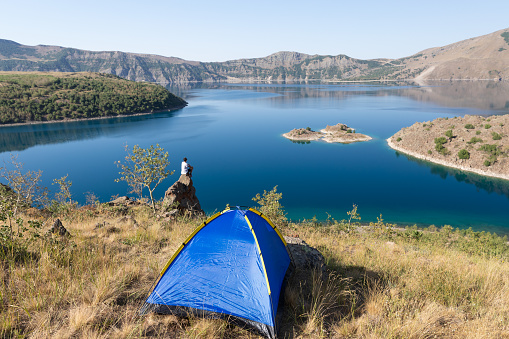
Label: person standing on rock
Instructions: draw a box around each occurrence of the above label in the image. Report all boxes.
[181,157,193,177]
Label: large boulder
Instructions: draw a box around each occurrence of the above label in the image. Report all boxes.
[284,236,326,273]
[162,175,204,216]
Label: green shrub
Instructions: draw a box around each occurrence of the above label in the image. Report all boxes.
[476,130,481,135]
[428,150,432,155]
[434,137,448,154]
[492,132,502,140]
[396,137,402,142]
[465,124,475,129]
[485,124,492,129]
[478,144,501,155]
[458,149,470,159]
[467,137,483,144]
[445,130,454,139]
[434,137,447,145]
[435,144,448,155]
[502,31,509,45]
[479,144,504,166]
[252,185,287,227]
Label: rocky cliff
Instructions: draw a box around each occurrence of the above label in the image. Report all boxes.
[1,27,508,83]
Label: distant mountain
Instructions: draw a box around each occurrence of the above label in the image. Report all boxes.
[1,28,508,83]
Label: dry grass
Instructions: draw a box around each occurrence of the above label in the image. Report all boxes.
[2,205,509,338]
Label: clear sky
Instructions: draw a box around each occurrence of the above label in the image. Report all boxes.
[2,0,509,62]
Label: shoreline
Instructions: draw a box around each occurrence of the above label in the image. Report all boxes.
[0,105,187,128]
[386,138,509,182]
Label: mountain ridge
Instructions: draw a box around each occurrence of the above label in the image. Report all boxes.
[1,27,508,83]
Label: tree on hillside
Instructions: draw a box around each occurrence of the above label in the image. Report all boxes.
[115,144,173,213]
[252,186,288,227]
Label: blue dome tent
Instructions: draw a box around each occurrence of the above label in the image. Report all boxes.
[139,207,292,338]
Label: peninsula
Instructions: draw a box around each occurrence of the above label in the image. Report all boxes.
[283,123,372,143]
[388,115,509,181]
[0,72,187,125]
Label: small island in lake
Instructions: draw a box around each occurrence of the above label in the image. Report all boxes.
[388,114,509,181]
[283,123,372,144]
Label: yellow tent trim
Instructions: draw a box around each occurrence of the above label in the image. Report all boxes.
[158,210,224,277]
[244,215,271,296]
[248,208,288,247]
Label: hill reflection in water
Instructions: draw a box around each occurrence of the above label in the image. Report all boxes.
[396,151,509,200]
[0,110,181,153]
[169,81,509,115]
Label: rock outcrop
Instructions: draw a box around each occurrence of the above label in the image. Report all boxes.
[47,219,71,237]
[162,175,204,216]
[283,123,372,144]
[284,236,326,273]
[108,196,140,207]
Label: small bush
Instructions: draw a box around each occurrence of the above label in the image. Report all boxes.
[252,185,287,227]
[434,137,448,154]
[428,150,432,155]
[396,137,402,142]
[445,130,454,139]
[492,132,502,140]
[347,129,353,133]
[458,149,470,159]
[476,130,481,135]
[467,137,483,144]
[485,124,492,129]
[484,160,491,167]
[434,137,447,145]
[306,127,311,131]
[478,144,501,155]
[465,124,475,129]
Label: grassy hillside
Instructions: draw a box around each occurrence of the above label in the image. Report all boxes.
[2,192,509,337]
[0,72,187,124]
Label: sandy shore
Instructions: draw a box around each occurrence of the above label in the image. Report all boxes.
[387,138,509,181]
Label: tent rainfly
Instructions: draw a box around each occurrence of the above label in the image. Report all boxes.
[139,207,291,338]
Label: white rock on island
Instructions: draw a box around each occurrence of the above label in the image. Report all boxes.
[283,123,372,144]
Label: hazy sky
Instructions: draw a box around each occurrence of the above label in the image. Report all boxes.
[2,0,509,62]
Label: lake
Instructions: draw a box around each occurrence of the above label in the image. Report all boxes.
[1,81,509,233]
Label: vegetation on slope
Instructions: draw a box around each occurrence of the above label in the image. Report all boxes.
[2,150,509,338]
[389,114,509,179]
[0,72,187,124]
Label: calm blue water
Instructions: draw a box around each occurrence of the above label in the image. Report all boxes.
[1,82,509,233]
